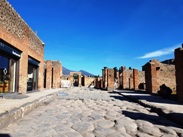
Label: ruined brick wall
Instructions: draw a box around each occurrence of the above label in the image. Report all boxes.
[52,61,62,89]
[114,70,119,88]
[100,78,103,89]
[119,66,126,89]
[95,78,102,89]
[107,69,114,91]
[45,61,52,89]
[143,60,175,93]
[101,69,105,89]
[133,69,138,90]
[124,69,133,89]
[104,67,108,89]
[101,67,108,89]
[119,67,123,89]
[157,63,176,92]
[70,72,82,86]
[175,46,183,102]
[138,71,145,84]
[129,76,133,89]
[84,76,95,87]
[61,75,70,80]
[138,71,145,90]
[0,0,44,93]
[119,66,132,89]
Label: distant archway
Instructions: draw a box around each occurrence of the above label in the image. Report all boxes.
[70,72,82,87]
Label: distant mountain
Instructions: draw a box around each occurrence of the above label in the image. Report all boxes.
[79,70,95,77]
[62,67,95,76]
[62,67,74,75]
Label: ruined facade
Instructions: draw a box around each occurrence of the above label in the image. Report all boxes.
[83,76,95,87]
[70,72,82,87]
[107,68,115,91]
[142,59,176,94]
[101,67,108,89]
[44,61,52,89]
[119,66,145,90]
[0,0,44,93]
[44,60,62,89]
[174,45,183,102]
[100,67,120,91]
[119,66,133,89]
[95,77,102,89]
[52,61,62,88]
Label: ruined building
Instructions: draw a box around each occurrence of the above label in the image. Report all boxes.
[119,66,145,90]
[100,67,120,91]
[174,45,183,102]
[44,61,62,89]
[0,0,44,93]
[142,59,176,94]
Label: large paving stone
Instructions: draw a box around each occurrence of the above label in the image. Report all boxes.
[115,118,138,133]
[90,113,104,120]
[157,125,177,136]
[138,124,162,137]
[94,127,116,136]
[95,119,115,128]
[72,122,94,132]
[136,131,156,137]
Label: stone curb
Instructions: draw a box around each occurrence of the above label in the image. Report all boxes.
[0,92,58,130]
[121,93,183,127]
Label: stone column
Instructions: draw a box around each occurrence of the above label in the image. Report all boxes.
[104,67,108,89]
[107,68,114,91]
[129,77,133,89]
[101,69,104,89]
[52,61,62,88]
[101,78,103,89]
[19,52,28,93]
[45,60,52,89]
[121,66,127,89]
[133,69,139,90]
[175,45,183,102]
[143,60,159,93]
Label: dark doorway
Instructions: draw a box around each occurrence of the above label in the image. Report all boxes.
[0,55,19,93]
[73,74,79,86]
[27,64,38,91]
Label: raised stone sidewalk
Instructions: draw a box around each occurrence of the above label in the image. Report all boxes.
[118,90,183,126]
[0,88,64,129]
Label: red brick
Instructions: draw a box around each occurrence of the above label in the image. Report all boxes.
[175,46,183,102]
[0,0,44,93]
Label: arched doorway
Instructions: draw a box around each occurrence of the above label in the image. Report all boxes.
[70,72,82,87]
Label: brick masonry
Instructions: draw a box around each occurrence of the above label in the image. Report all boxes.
[0,0,44,93]
[52,61,62,89]
[174,45,183,102]
[119,67,145,90]
[83,76,95,87]
[107,68,114,91]
[104,67,108,89]
[70,72,82,87]
[119,66,133,89]
[143,59,176,94]
[95,77,102,89]
[44,61,62,89]
[133,69,139,90]
[45,61,52,89]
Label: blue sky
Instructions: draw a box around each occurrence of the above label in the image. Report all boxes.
[8,0,183,76]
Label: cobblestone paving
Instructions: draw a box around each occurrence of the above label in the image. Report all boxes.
[0,87,183,137]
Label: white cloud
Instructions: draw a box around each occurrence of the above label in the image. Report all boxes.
[138,44,181,59]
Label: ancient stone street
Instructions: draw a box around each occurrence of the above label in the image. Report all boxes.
[0,87,183,137]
